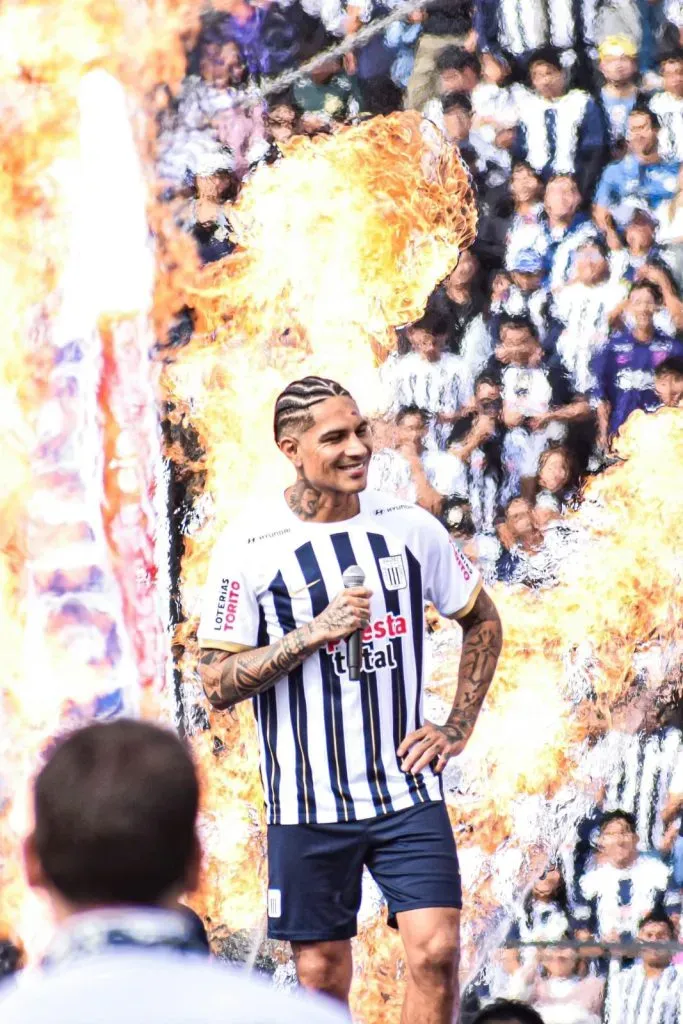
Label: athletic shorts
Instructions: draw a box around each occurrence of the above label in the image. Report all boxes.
[266,800,461,942]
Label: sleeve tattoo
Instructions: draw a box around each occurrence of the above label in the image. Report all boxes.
[199,622,322,710]
[444,588,503,743]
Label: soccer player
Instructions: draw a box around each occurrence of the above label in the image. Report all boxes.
[198,376,503,1024]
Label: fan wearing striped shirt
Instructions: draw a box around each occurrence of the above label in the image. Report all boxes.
[604,912,683,1024]
[198,376,503,1024]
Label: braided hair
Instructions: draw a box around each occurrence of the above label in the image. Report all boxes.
[273,376,352,441]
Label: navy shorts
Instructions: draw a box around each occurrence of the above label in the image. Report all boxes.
[266,800,461,942]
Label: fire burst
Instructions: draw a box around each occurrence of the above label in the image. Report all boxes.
[0,4,681,1024]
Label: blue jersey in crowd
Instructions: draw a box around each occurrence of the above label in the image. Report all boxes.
[591,329,683,432]
[595,154,680,212]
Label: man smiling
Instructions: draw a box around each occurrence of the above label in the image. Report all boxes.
[198,375,503,1024]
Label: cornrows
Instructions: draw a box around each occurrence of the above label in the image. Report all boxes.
[273,376,352,441]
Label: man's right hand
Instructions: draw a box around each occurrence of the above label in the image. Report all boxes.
[314,587,373,644]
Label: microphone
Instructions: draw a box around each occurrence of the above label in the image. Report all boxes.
[342,564,365,682]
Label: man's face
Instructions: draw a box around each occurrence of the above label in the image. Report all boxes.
[662,58,683,98]
[530,60,566,100]
[600,53,637,85]
[543,948,579,979]
[511,269,543,292]
[506,499,535,540]
[498,326,538,366]
[639,920,673,969]
[284,396,373,495]
[511,166,543,205]
[409,328,444,362]
[475,382,503,419]
[200,42,246,88]
[544,177,580,221]
[448,250,477,288]
[443,105,472,142]
[599,818,638,867]
[574,244,608,285]
[266,104,297,143]
[539,452,570,493]
[397,412,427,451]
[628,112,659,157]
[625,216,655,252]
[439,67,477,94]
[629,286,657,333]
[655,370,683,406]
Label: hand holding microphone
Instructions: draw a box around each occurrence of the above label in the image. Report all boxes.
[313,566,371,681]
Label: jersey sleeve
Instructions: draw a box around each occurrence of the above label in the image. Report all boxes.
[420,514,482,618]
[197,531,260,652]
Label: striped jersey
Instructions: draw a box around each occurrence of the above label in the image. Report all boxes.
[198,489,481,825]
[605,963,683,1024]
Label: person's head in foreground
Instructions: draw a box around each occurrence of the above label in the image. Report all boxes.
[472,999,546,1024]
[504,498,543,551]
[442,91,473,143]
[597,809,638,868]
[396,405,429,454]
[655,355,683,407]
[659,49,683,99]
[274,376,372,502]
[638,911,675,970]
[541,944,581,980]
[624,206,657,254]
[510,162,545,208]
[25,719,200,918]
[497,316,542,367]
[544,174,580,224]
[436,46,480,96]
[571,239,610,286]
[510,249,545,293]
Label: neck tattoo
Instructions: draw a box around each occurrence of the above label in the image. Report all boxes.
[287,479,322,520]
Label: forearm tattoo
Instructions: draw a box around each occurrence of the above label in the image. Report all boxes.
[199,622,322,709]
[444,589,503,743]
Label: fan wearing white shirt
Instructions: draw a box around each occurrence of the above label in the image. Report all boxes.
[604,913,683,1024]
[385,311,474,450]
[650,51,683,162]
[0,720,347,1024]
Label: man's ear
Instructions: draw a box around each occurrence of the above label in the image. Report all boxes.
[278,434,302,469]
[23,832,47,890]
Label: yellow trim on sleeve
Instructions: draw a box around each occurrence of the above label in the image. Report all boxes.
[197,638,256,653]
[451,578,483,620]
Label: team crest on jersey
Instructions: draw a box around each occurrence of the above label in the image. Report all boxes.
[379,554,407,591]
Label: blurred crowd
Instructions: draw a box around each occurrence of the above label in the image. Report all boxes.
[150,4,683,1022]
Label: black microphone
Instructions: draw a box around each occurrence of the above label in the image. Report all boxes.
[342,564,365,682]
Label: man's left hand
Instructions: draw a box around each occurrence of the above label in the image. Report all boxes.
[397,722,467,775]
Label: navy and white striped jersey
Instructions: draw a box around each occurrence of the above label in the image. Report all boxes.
[198,489,481,825]
[575,854,681,940]
[605,963,683,1024]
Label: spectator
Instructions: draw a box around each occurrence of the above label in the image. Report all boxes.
[472,51,521,148]
[654,353,683,405]
[514,47,608,199]
[384,310,473,448]
[405,12,477,113]
[507,175,598,292]
[574,810,681,945]
[592,280,683,445]
[508,863,573,946]
[534,446,579,527]
[532,946,604,1024]
[449,372,519,556]
[603,912,683,1024]
[495,497,559,586]
[495,248,553,345]
[506,162,546,244]
[292,49,362,127]
[593,106,680,230]
[190,156,237,265]
[487,316,592,487]
[553,238,626,391]
[345,0,404,115]
[400,405,469,511]
[597,36,640,151]
[421,46,481,126]
[656,166,683,287]
[426,249,488,356]
[650,49,683,162]
[607,205,673,283]
[264,93,302,147]
[0,720,344,1024]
